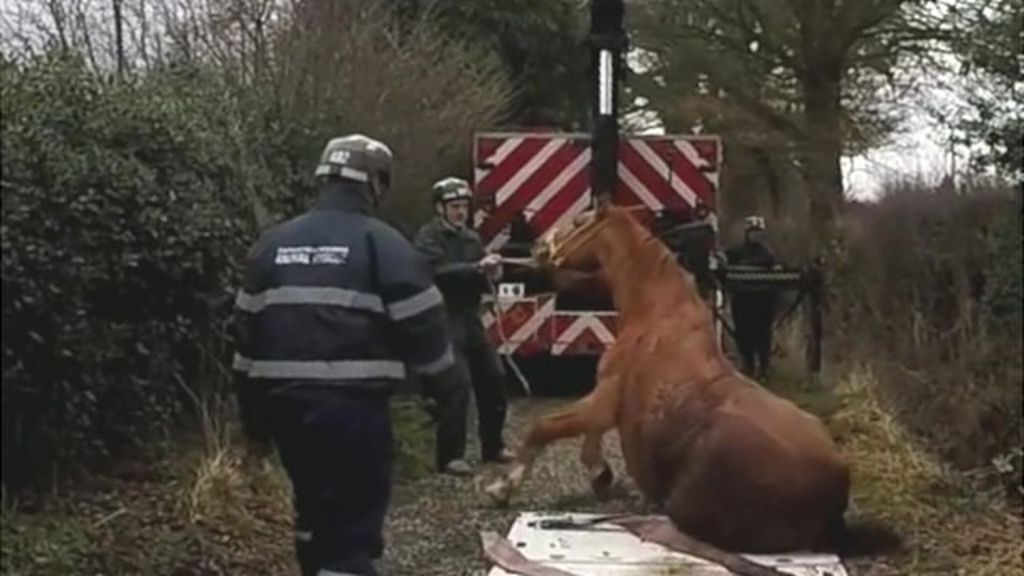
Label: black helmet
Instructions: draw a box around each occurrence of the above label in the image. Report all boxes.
[315,134,393,197]
[431,177,473,205]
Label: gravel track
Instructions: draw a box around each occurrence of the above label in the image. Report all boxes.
[378,394,894,576]
[380,397,652,576]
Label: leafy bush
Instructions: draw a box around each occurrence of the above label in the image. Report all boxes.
[1,54,258,491]
[0,0,512,494]
[983,192,1023,325]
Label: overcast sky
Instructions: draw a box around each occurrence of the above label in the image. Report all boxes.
[844,105,951,201]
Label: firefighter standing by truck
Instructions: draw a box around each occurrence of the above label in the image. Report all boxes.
[414,177,515,476]
[725,215,780,380]
[232,135,458,576]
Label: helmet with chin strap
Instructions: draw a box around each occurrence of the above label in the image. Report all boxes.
[431,177,473,206]
[315,134,394,198]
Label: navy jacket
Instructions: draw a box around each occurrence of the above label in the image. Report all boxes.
[232,182,454,442]
[725,238,777,268]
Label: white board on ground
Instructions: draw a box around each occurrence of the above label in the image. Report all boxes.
[487,512,849,576]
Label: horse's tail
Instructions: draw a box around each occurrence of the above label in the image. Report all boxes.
[827,513,904,558]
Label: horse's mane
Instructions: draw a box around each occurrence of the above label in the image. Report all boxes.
[606,208,701,298]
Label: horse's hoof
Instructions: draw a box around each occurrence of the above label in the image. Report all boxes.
[590,464,614,500]
[484,477,513,507]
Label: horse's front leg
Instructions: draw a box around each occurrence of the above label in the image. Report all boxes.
[485,382,618,506]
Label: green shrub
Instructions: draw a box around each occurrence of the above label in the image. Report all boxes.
[1,54,259,491]
[983,193,1023,326]
[0,1,512,493]
[830,179,1023,495]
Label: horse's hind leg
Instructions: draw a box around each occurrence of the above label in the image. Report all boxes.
[581,430,613,499]
[485,382,618,505]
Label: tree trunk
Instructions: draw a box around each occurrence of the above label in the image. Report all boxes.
[113,0,125,78]
[751,147,783,218]
[801,66,844,252]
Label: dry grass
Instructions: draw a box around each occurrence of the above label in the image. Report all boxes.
[185,443,246,524]
[828,180,1022,487]
[766,323,1022,575]
[833,364,1023,576]
[3,358,1021,574]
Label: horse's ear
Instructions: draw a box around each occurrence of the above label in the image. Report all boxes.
[595,194,613,217]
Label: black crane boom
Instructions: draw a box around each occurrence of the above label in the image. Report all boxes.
[589,0,627,203]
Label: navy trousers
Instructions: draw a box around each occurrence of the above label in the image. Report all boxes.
[427,313,508,469]
[731,293,776,379]
[269,386,393,576]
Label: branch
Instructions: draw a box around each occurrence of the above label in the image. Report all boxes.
[703,0,803,71]
[837,0,903,50]
[45,0,71,52]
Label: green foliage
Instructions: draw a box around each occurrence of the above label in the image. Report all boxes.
[390,398,435,480]
[983,194,1023,325]
[952,0,1023,178]
[0,54,259,491]
[396,0,589,129]
[0,0,514,493]
[1,512,92,574]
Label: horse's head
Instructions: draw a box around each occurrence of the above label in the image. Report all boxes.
[532,201,615,271]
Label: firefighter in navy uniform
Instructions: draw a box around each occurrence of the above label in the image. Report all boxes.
[232,134,457,576]
[724,215,780,379]
[414,177,515,476]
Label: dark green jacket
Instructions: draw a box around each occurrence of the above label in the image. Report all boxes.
[413,217,491,314]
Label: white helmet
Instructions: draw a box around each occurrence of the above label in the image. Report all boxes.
[432,177,473,205]
[315,134,393,197]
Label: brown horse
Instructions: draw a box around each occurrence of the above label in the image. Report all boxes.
[485,204,851,555]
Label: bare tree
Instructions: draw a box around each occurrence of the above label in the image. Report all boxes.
[2,0,512,228]
[632,0,954,247]
[269,0,513,225]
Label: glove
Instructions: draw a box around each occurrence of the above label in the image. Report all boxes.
[487,263,504,283]
[477,254,503,283]
[478,253,502,269]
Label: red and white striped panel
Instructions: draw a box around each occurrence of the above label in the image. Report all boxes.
[551,312,617,356]
[473,132,720,251]
[481,296,620,357]
[613,137,718,213]
[481,296,555,356]
[474,134,592,252]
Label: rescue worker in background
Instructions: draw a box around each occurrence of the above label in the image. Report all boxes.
[725,215,780,379]
[232,134,457,576]
[414,177,515,476]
